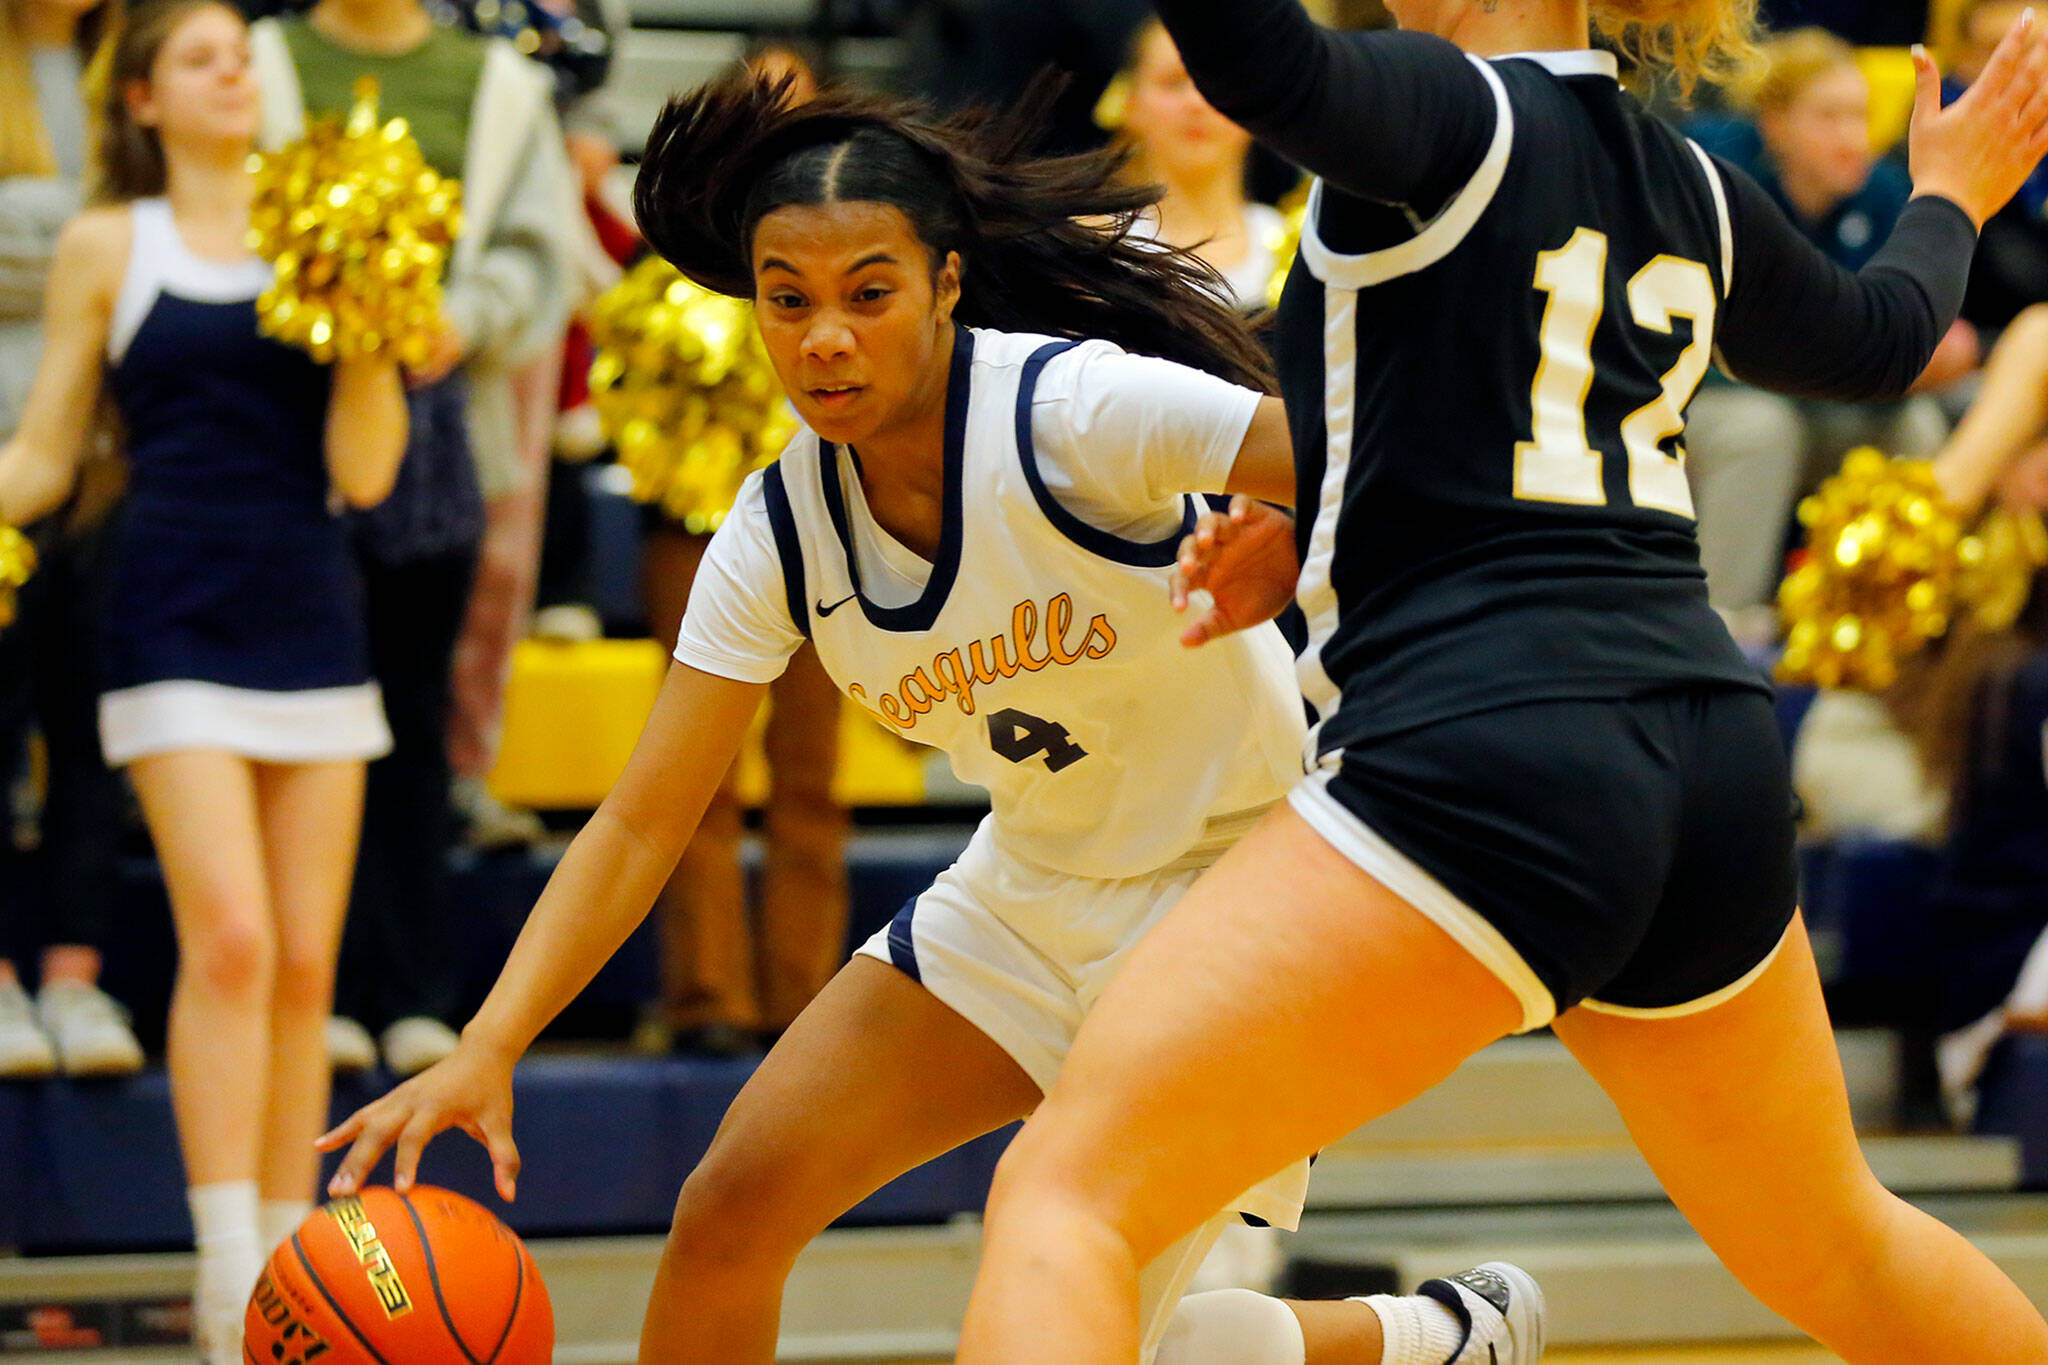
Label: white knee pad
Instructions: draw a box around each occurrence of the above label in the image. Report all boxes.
[1152,1289,1307,1365]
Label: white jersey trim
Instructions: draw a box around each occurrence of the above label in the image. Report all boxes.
[1687,140,1736,300]
[1495,49,1621,80]
[1298,55,1514,291]
[1291,769,1556,1033]
[1292,280,1360,736]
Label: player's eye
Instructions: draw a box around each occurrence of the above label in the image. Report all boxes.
[768,291,806,310]
[854,285,892,304]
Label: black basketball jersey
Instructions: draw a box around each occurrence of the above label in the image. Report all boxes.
[1277,50,1767,755]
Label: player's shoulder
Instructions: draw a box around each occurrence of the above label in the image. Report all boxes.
[964,326,1109,371]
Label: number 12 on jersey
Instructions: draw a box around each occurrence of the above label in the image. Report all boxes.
[1513,227,1713,519]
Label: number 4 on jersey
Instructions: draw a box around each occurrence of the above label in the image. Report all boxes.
[987,708,1089,772]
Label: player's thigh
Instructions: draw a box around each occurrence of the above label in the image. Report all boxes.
[1001,802,1524,1262]
[676,956,1040,1242]
[128,749,270,945]
[251,759,366,961]
[1553,916,1884,1265]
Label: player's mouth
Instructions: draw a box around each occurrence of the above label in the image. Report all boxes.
[808,384,865,410]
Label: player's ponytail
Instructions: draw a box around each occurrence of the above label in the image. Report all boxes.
[633,69,1275,393]
[1591,0,1761,96]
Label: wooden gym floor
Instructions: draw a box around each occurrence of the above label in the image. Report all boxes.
[883,1348,1841,1364]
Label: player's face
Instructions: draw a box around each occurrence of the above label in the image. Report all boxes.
[751,200,964,447]
[1762,64,1872,206]
[125,4,259,149]
[1123,27,1252,182]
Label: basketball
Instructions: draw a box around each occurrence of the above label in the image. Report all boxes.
[244,1187,553,1365]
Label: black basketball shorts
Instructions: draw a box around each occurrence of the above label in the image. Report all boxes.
[1291,686,1800,1033]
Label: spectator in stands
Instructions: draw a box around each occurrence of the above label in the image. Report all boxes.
[0,0,146,1080]
[0,2,406,1356]
[643,44,847,1058]
[1793,305,2048,848]
[1686,27,1977,626]
[1106,19,1288,315]
[1951,0,2048,334]
[246,0,585,1075]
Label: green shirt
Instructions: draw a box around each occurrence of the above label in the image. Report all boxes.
[282,18,486,180]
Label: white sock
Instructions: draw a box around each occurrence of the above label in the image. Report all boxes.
[1153,1289,1307,1365]
[188,1181,261,1365]
[259,1198,313,1256]
[1362,1292,1467,1365]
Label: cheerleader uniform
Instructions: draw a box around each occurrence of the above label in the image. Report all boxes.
[96,198,390,765]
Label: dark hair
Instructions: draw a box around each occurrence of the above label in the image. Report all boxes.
[632,71,1276,393]
[97,0,234,202]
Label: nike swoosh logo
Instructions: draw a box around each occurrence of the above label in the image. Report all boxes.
[816,593,859,618]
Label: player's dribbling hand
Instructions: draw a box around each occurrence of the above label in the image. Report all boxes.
[316,1036,523,1204]
[1170,495,1299,647]
[1908,8,2048,227]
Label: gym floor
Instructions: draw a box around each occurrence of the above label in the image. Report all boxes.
[884,1348,1841,1363]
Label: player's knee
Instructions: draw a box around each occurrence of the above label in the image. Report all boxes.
[178,908,274,1002]
[663,1140,824,1278]
[984,1115,1107,1224]
[1700,1170,1893,1306]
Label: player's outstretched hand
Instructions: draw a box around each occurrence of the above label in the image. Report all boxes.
[1909,8,2048,226]
[317,1036,522,1204]
[1170,495,1299,647]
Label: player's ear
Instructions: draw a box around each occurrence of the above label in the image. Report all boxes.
[933,249,963,325]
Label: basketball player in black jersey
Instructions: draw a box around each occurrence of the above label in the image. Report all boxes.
[955,1,2048,1362]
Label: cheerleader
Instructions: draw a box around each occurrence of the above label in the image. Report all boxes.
[0,4,404,1358]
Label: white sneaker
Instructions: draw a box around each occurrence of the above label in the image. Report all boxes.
[530,602,603,644]
[36,981,144,1076]
[381,1016,460,1077]
[0,979,56,1079]
[452,776,546,851]
[327,1016,378,1074]
[1416,1262,1546,1365]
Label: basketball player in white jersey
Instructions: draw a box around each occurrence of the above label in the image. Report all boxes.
[318,74,1544,1365]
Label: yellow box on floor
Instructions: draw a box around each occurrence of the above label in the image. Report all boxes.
[486,638,934,809]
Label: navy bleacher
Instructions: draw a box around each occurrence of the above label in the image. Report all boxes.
[0,826,978,1253]
[0,1058,1016,1252]
[1979,1034,2048,1190]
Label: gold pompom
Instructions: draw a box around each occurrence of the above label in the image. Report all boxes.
[246,78,463,366]
[586,259,798,532]
[1265,180,1310,312]
[1775,449,2045,690]
[0,523,37,631]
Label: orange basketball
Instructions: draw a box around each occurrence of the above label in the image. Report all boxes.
[245,1186,553,1364]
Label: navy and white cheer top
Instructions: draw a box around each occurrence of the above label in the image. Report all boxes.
[97,197,389,765]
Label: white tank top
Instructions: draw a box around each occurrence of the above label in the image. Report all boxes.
[750,328,1304,879]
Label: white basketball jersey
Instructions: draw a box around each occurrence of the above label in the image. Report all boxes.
[761,328,1304,879]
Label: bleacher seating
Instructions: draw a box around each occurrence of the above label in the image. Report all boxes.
[0,1058,1016,1252]
[1978,1033,2048,1189]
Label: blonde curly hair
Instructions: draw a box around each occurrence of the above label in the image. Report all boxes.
[1590,0,1763,96]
